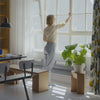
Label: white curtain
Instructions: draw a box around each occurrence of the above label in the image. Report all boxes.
[10,0,44,62]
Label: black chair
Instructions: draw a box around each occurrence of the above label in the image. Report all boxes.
[0,61,34,100]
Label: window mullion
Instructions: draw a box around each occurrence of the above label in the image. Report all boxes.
[56,0,59,51]
[85,0,88,44]
[69,0,72,32]
[72,13,92,15]
[44,0,47,28]
[38,0,43,31]
[85,0,87,31]
[43,0,47,47]
[69,0,73,45]
[56,0,58,23]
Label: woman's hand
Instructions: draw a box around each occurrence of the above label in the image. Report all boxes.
[69,12,72,17]
[65,12,72,23]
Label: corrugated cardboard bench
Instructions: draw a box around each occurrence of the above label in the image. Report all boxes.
[71,71,85,94]
[32,69,49,93]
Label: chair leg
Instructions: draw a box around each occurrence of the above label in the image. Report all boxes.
[22,79,30,100]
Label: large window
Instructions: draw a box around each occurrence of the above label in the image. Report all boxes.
[72,0,93,31]
[32,1,42,31]
[32,0,93,53]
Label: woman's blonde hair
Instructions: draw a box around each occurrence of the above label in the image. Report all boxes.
[46,15,54,26]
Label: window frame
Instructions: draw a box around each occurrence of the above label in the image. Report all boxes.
[36,0,93,52]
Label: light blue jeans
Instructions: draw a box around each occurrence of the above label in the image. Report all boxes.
[44,42,56,82]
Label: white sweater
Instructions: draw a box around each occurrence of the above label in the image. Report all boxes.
[43,23,65,43]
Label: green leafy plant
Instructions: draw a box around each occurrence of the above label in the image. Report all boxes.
[62,44,91,67]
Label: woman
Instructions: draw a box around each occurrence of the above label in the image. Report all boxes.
[43,12,72,83]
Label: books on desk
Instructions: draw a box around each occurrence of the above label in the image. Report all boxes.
[0,54,22,57]
[0,55,6,58]
[5,54,22,57]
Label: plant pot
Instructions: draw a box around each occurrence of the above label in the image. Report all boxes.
[73,63,85,73]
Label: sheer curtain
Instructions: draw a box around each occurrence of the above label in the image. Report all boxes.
[10,0,44,63]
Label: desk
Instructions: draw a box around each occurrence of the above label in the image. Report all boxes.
[0,54,26,84]
[0,55,49,92]
[0,54,26,62]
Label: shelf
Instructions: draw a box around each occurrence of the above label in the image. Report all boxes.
[0,48,9,50]
[0,37,6,39]
[0,3,5,6]
[0,15,5,17]
[0,0,10,61]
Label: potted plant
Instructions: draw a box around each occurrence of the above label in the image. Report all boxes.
[62,44,91,73]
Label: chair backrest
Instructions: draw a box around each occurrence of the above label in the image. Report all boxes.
[0,63,9,74]
[19,60,34,77]
[19,60,34,70]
